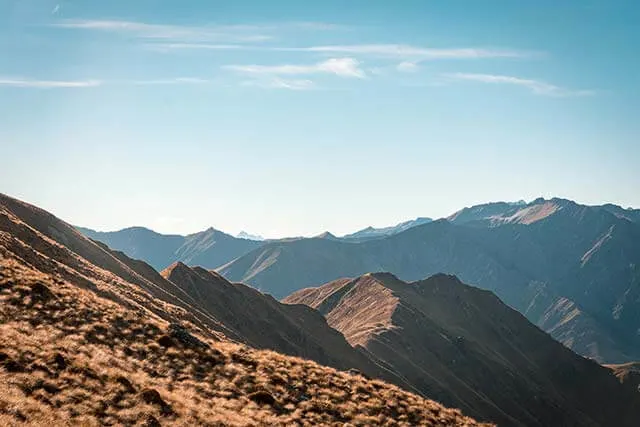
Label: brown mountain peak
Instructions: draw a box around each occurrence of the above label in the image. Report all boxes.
[160,261,194,280]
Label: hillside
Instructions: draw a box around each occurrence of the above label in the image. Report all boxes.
[221,198,640,363]
[0,193,487,426]
[79,225,262,271]
[285,273,640,427]
[0,193,408,385]
[0,261,487,426]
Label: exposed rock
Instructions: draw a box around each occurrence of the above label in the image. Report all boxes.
[167,323,207,349]
[140,388,173,415]
[248,390,277,407]
[52,353,67,371]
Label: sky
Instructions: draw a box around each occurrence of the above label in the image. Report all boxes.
[1,0,639,238]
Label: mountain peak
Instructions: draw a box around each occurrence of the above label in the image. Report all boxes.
[315,231,339,240]
[160,261,195,280]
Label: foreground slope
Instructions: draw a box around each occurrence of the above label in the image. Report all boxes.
[0,193,406,387]
[0,261,487,426]
[285,273,640,427]
[223,198,640,362]
[0,196,485,426]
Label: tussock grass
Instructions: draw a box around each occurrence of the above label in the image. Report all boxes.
[0,259,489,426]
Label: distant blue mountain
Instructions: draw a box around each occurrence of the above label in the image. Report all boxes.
[342,217,433,241]
[77,226,263,271]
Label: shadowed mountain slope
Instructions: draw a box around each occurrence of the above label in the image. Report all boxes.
[78,225,262,271]
[285,273,640,427]
[222,198,640,363]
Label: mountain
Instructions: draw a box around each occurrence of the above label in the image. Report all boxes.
[0,193,485,426]
[79,225,263,271]
[343,217,433,241]
[158,261,406,384]
[448,198,640,227]
[1,193,396,379]
[236,231,265,241]
[221,198,640,363]
[314,231,341,241]
[285,273,640,427]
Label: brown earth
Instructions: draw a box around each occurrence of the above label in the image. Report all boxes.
[0,194,487,426]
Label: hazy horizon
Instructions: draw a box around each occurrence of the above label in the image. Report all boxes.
[2,1,639,237]
[25,193,640,239]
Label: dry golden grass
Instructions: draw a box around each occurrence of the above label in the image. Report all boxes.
[0,259,489,426]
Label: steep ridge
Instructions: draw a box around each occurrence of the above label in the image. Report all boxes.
[222,198,640,362]
[79,225,262,271]
[158,261,406,386]
[0,193,406,385]
[0,259,486,426]
[285,273,640,427]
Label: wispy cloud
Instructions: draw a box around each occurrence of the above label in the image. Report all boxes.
[277,44,535,60]
[396,61,419,73]
[52,19,346,44]
[243,78,315,90]
[0,78,101,88]
[446,73,594,97]
[225,57,366,79]
[156,42,535,61]
[146,43,248,52]
[132,77,211,85]
[53,20,273,43]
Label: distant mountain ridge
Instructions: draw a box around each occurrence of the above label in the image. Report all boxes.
[78,225,262,271]
[222,197,640,363]
[76,216,440,271]
[342,217,433,241]
[236,231,265,241]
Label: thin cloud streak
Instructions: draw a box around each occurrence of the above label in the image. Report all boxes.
[52,20,346,44]
[132,77,211,85]
[154,43,535,61]
[242,78,316,90]
[447,73,595,97]
[277,44,535,59]
[0,78,102,88]
[225,58,366,78]
[54,20,273,43]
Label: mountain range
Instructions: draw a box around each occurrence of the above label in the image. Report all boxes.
[3,192,640,426]
[1,193,485,426]
[76,198,640,363]
[220,198,640,364]
[77,225,262,272]
[76,217,436,272]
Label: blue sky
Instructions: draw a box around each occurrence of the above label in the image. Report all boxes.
[1,0,639,237]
